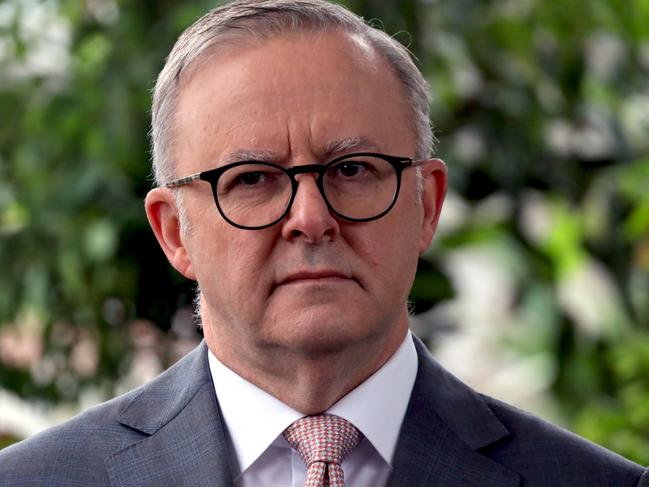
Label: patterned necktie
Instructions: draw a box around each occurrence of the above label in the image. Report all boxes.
[283,414,362,487]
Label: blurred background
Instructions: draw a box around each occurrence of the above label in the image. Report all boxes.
[1,0,648,462]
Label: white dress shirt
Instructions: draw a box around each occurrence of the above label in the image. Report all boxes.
[208,331,418,487]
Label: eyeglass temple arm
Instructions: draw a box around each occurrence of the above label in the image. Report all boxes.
[165,173,202,188]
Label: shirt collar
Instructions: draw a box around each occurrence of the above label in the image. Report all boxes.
[326,331,418,464]
[208,331,418,473]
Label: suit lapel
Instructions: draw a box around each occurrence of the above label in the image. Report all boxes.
[101,336,521,486]
[387,336,521,487]
[104,343,235,487]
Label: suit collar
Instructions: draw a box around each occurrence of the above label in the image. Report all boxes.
[388,336,520,487]
[115,342,212,434]
[102,336,520,486]
[105,342,235,487]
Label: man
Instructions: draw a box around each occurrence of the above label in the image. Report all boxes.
[1,1,647,486]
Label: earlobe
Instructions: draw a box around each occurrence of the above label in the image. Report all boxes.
[144,188,197,280]
[418,158,448,254]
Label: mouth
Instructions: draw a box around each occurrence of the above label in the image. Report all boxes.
[275,270,355,289]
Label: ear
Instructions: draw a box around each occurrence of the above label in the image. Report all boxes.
[418,158,447,254]
[144,188,197,280]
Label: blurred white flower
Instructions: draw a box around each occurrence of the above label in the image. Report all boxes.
[558,257,631,338]
[620,93,649,152]
[545,119,574,156]
[585,32,626,81]
[87,0,119,25]
[519,190,554,246]
[453,126,486,164]
[428,241,558,418]
[0,0,71,82]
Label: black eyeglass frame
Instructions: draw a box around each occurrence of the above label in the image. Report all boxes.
[165,152,425,230]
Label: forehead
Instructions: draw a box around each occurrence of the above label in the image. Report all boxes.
[174,30,415,171]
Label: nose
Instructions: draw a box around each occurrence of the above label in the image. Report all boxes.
[280,174,340,243]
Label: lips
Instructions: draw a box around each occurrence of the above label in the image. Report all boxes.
[275,270,354,289]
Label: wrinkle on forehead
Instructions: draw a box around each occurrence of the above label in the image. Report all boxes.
[175,30,415,175]
[322,136,380,158]
[219,136,381,167]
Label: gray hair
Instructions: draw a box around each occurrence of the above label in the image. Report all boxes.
[150,0,435,187]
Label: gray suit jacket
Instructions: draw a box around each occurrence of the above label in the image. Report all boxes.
[1,337,647,486]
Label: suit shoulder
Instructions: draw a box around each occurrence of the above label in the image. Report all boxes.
[0,344,208,486]
[0,388,145,486]
[481,394,644,484]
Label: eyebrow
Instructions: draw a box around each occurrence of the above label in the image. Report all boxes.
[321,136,380,159]
[220,136,380,166]
[221,149,279,165]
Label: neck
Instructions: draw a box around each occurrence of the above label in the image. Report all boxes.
[204,320,408,414]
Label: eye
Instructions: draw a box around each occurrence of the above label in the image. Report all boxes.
[338,162,364,177]
[217,162,290,206]
[329,161,372,179]
[227,168,282,189]
[236,171,266,186]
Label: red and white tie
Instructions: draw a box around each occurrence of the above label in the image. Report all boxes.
[283,414,362,487]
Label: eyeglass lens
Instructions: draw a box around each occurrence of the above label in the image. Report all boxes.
[215,155,398,228]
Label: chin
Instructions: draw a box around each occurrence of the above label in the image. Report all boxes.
[273,312,380,357]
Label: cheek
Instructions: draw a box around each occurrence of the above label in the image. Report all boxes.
[372,204,423,276]
[359,236,385,269]
[199,227,278,289]
[349,219,418,277]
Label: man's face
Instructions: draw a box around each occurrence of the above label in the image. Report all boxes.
[152,31,445,368]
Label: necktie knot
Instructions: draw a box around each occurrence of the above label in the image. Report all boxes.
[283,414,362,487]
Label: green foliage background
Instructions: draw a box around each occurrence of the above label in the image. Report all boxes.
[1,0,648,462]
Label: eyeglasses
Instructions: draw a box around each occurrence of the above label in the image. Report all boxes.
[165,152,425,230]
